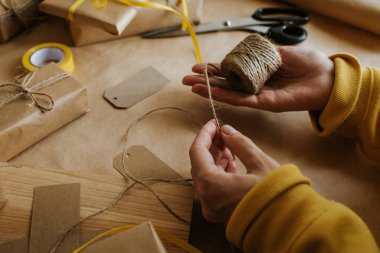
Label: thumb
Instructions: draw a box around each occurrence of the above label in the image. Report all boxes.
[220,125,277,174]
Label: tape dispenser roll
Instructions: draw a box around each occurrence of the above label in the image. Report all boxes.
[22,43,74,73]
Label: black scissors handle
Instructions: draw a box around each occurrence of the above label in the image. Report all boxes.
[250,7,309,44]
[252,7,310,25]
[268,25,308,45]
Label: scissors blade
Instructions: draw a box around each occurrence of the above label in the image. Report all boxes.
[141,18,280,38]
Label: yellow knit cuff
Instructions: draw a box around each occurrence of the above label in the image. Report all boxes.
[310,53,362,136]
[226,164,310,250]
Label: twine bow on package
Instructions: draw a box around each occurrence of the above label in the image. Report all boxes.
[0,0,43,42]
[0,63,88,161]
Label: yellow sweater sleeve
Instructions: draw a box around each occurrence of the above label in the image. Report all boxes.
[226,164,378,252]
[310,53,380,161]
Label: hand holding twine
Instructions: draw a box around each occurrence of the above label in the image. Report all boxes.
[0,71,70,112]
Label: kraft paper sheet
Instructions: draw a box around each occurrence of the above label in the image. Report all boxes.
[69,0,203,46]
[282,0,380,36]
[0,0,379,251]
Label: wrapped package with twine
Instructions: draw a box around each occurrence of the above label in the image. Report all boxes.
[39,0,137,35]
[221,34,281,94]
[0,0,43,42]
[0,63,88,161]
[281,0,380,36]
[69,0,203,46]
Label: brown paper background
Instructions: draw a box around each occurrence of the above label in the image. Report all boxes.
[0,0,379,250]
[69,0,203,46]
[283,0,380,36]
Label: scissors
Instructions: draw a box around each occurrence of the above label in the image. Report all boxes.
[141,7,310,45]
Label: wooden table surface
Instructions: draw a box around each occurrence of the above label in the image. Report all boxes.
[0,0,379,252]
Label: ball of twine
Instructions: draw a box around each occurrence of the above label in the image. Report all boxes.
[221,34,282,94]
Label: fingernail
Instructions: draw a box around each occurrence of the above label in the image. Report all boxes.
[221,125,237,135]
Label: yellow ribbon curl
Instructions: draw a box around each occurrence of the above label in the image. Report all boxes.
[73,224,202,253]
[68,0,202,63]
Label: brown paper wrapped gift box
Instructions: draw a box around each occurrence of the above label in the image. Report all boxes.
[39,0,137,35]
[69,0,203,46]
[0,63,88,161]
[0,0,43,42]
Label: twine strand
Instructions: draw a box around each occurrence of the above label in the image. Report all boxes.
[203,64,222,130]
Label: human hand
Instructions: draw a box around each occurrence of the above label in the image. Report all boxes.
[189,120,279,224]
[183,47,335,112]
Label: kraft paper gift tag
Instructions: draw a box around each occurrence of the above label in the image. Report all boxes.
[282,0,380,36]
[29,183,81,253]
[0,63,88,161]
[69,0,203,46]
[39,0,137,35]
[104,66,170,109]
[82,222,167,253]
[0,171,6,209]
[0,0,43,42]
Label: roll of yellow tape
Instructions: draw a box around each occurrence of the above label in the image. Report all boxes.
[22,43,74,73]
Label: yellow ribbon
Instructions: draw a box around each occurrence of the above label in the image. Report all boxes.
[73,224,203,253]
[67,0,203,63]
[179,0,189,30]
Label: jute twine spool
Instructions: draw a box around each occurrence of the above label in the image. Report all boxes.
[221,34,282,94]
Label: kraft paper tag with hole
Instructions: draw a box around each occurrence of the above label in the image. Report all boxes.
[104,67,170,109]
[28,183,81,253]
[113,145,183,180]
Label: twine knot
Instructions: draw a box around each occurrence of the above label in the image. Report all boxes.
[0,71,71,112]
